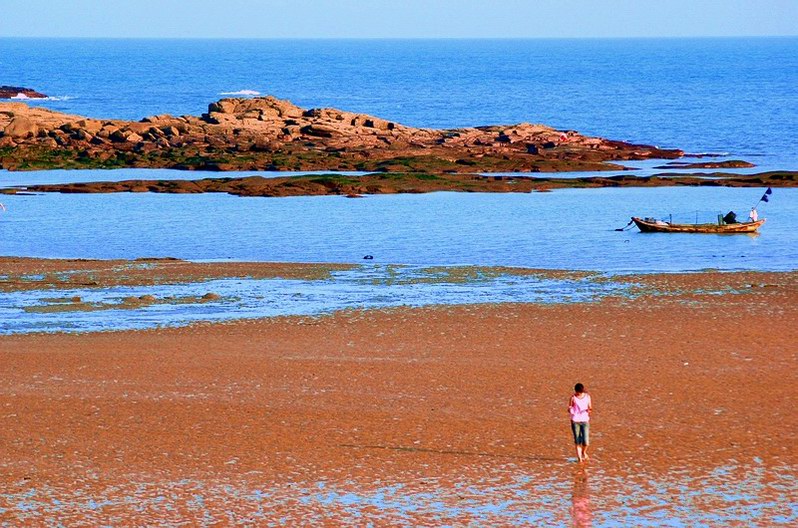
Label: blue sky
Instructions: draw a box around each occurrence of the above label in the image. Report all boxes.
[1,0,797,38]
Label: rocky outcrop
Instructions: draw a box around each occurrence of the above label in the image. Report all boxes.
[0,86,47,99]
[7,171,794,199]
[0,95,684,172]
[654,160,755,170]
[2,116,38,138]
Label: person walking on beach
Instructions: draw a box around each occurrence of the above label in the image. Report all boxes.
[568,383,592,463]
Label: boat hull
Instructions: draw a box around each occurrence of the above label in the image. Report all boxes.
[631,217,765,234]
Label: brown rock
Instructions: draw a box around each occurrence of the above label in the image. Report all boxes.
[41,137,58,149]
[265,96,303,118]
[201,292,221,301]
[95,126,114,139]
[364,118,391,130]
[654,160,756,170]
[108,129,127,143]
[125,131,144,143]
[208,99,238,114]
[124,123,153,134]
[78,120,102,135]
[0,86,47,99]
[72,129,93,141]
[2,117,37,138]
[300,124,339,138]
[205,112,239,125]
[140,114,174,124]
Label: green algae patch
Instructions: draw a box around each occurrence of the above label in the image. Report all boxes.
[24,292,226,314]
[0,258,355,293]
[16,171,798,200]
[360,265,598,287]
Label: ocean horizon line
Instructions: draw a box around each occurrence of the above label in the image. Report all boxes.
[2,35,797,42]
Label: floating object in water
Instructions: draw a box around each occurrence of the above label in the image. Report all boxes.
[631,216,765,234]
[363,255,374,260]
[627,188,773,234]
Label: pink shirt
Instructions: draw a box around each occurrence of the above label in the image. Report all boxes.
[569,393,591,423]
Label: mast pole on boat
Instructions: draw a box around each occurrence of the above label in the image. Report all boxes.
[752,187,773,210]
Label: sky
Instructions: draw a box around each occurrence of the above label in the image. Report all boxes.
[1,0,797,39]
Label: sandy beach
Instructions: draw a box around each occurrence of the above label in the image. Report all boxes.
[1,265,796,525]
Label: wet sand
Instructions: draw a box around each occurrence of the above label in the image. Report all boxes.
[1,268,796,525]
[0,257,353,292]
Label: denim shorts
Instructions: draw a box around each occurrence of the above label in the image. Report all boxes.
[571,421,589,445]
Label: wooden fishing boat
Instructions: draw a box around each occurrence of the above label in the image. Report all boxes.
[631,216,765,234]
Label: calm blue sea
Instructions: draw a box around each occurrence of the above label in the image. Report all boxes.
[2,37,797,166]
[2,187,796,272]
[1,38,797,272]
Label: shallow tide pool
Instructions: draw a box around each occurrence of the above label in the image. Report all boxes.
[1,460,794,526]
[0,265,622,334]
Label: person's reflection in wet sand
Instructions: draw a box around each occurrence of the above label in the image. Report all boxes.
[571,467,592,527]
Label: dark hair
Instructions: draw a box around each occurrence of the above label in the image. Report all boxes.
[574,383,585,393]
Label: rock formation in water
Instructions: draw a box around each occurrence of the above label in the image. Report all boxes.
[0,95,683,172]
[654,160,756,170]
[7,171,794,199]
[0,86,48,99]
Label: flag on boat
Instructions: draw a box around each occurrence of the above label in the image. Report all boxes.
[761,187,772,203]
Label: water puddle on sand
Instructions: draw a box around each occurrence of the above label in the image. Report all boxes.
[1,461,794,525]
[0,265,622,334]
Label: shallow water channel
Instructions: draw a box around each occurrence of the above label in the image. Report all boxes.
[1,186,795,272]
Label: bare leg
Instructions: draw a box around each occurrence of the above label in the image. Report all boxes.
[575,444,584,462]
[582,444,589,461]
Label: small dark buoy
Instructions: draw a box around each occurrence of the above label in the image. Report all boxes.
[363,255,374,260]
